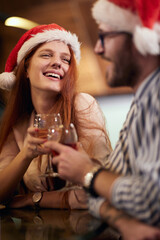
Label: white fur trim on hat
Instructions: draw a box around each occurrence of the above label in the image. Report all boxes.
[92,0,160,56]
[0,72,16,90]
[92,0,141,32]
[17,29,81,64]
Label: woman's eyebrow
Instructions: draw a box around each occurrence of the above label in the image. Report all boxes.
[39,48,52,53]
[39,49,71,57]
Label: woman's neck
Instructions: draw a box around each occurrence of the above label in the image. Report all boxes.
[31,90,58,114]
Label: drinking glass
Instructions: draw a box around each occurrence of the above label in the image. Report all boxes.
[34,113,62,177]
[34,113,62,133]
[61,123,78,150]
[46,124,63,177]
[46,123,78,179]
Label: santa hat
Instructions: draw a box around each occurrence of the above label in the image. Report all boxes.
[0,23,81,90]
[92,0,160,56]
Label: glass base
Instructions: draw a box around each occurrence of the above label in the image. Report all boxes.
[40,171,59,178]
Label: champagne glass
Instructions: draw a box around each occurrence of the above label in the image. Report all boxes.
[46,124,63,177]
[61,123,78,150]
[47,123,78,176]
[49,123,80,191]
[34,113,62,134]
[47,123,78,180]
[60,123,80,189]
[34,113,62,177]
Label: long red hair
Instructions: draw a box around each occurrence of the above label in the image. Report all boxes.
[0,44,78,151]
[0,43,112,156]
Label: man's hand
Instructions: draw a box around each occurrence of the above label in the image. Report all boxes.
[99,201,160,240]
[117,217,160,240]
[44,141,94,184]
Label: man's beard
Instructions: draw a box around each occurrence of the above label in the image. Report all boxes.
[105,41,141,88]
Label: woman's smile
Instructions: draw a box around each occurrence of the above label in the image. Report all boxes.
[27,40,71,93]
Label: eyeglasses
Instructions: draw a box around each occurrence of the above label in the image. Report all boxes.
[98,31,132,48]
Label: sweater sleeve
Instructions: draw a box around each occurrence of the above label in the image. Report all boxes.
[75,93,112,165]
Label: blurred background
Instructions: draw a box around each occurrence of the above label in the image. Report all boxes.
[0,0,133,147]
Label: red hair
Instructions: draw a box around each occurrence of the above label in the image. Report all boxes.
[0,45,78,151]
[0,43,112,156]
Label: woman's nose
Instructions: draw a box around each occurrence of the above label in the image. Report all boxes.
[52,62,61,68]
[51,56,61,68]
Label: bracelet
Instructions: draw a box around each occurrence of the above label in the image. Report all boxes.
[83,167,105,197]
[89,168,105,197]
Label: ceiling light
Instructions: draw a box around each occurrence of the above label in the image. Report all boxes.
[5,16,39,30]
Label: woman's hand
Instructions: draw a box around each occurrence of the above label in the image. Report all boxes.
[22,127,49,160]
[68,189,88,210]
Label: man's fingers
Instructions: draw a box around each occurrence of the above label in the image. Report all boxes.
[52,155,61,165]
[44,141,65,154]
[76,142,85,153]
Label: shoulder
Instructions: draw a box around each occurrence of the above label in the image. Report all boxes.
[75,93,98,111]
[75,93,105,123]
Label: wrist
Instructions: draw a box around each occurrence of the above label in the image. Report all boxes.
[61,191,70,209]
[114,214,133,231]
[32,192,43,209]
[83,166,105,197]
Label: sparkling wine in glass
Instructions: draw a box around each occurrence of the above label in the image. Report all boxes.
[34,113,62,177]
[34,113,62,137]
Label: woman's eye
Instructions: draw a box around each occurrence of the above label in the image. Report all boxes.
[41,54,51,58]
[63,58,70,64]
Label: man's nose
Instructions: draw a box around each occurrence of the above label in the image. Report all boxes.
[94,39,104,55]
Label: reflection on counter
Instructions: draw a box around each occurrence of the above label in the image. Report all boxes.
[0,208,120,240]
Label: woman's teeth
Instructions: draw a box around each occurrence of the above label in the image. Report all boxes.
[45,73,60,79]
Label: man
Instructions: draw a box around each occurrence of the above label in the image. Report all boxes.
[44,0,160,238]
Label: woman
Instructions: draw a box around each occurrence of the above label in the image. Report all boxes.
[0,23,112,209]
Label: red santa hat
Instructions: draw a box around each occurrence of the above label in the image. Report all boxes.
[0,23,81,90]
[92,0,160,56]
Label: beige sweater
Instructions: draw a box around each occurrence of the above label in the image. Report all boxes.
[0,93,111,192]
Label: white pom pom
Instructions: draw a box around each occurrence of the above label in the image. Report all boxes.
[0,72,16,90]
[134,26,160,56]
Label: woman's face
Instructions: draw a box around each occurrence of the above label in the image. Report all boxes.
[27,40,71,94]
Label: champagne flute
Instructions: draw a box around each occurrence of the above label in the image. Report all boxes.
[34,113,62,177]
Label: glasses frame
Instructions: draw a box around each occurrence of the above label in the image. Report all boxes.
[98,31,132,48]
